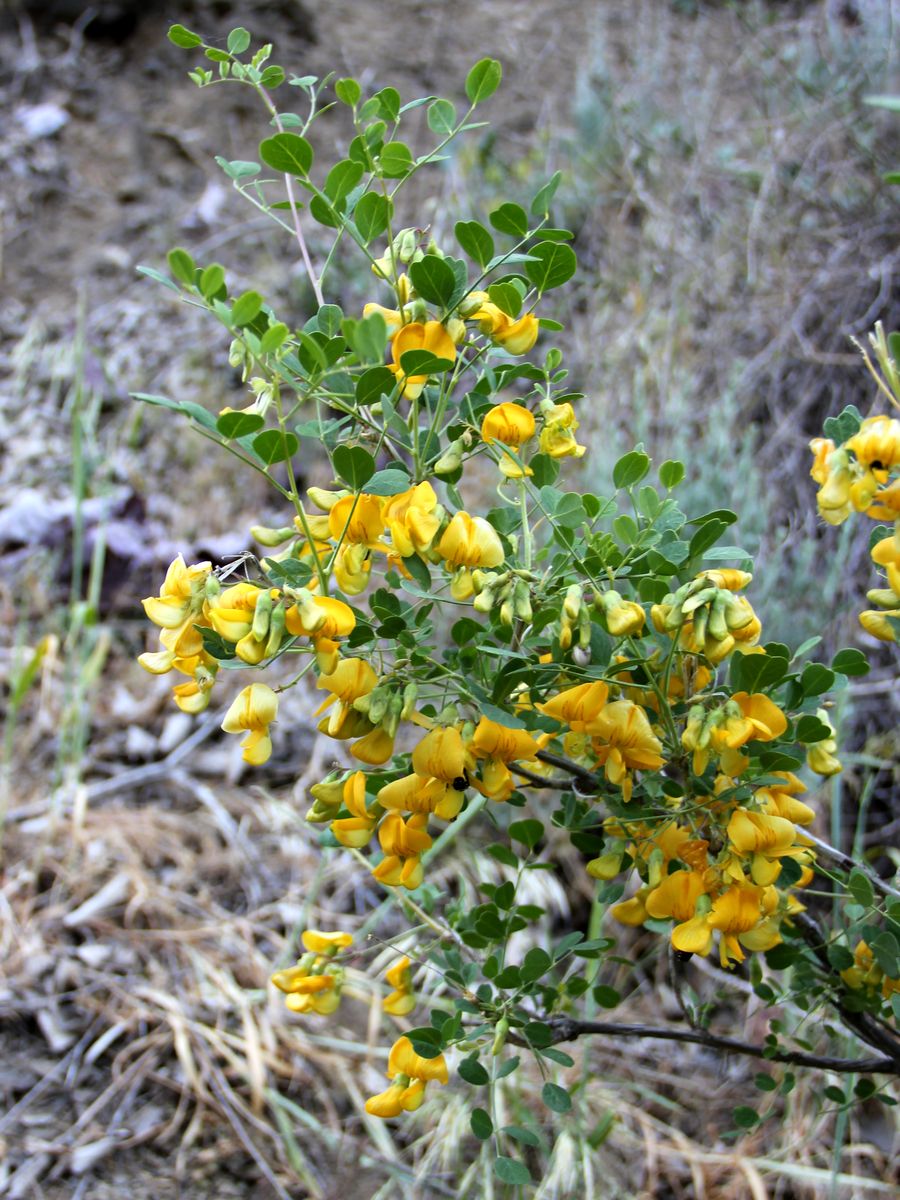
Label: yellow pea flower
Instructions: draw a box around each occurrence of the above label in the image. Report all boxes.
[437,511,505,599]
[389,321,457,401]
[481,402,536,447]
[538,680,610,731]
[588,699,664,802]
[364,1035,448,1118]
[221,683,278,765]
[645,870,707,923]
[539,402,586,459]
[141,554,212,629]
[328,493,387,548]
[383,956,416,1016]
[846,414,900,472]
[411,725,468,782]
[383,482,442,558]
[805,709,842,776]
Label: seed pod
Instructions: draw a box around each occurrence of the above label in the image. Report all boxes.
[251,588,273,641]
[264,603,286,657]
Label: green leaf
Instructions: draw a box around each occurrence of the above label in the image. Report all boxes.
[398,349,455,376]
[504,1125,541,1147]
[493,1157,531,1186]
[231,290,263,327]
[372,86,401,122]
[200,263,225,300]
[541,1082,572,1113]
[848,870,875,908]
[136,265,180,293]
[592,985,620,1009]
[613,450,651,489]
[264,558,312,588]
[408,255,457,307]
[259,65,285,89]
[470,1108,493,1140]
[215,157,260,181]
[205,48,230,63]
[525,240,577,292]
[196,625,236,660]
[754,1074,777,1092]
[795,714,832,743]
[333,445,376,490]
[466,58,502,105]
[377,140,414,179]
[260,322,290,354]
[521,948,552,982]
[324,159,364,208]
[659,459,685,489]
[531,170,562,216]
[455,220,494,268]
[489,202,529,238]
[800,663,835,697]
[354,192,392,243]
[458,1055,489,1086]
[365,468,412,496]
[822,404,862,446]
[315,304,344,337]
[216,411,265,438]
[335,77,361,106]
[343,311,388,363]
[227,26,250,54]
[167,247,195,285]
[252,430,298,465]
[168,23,202,48]
[827,943,855,971]
[259,132,313,176]
[870,931,900,977]
[487,280,523,317]
[688,519,728,560]
[356,366,396,406]
[831,647,870,677]
[427,98,456,134]
[509,819,543,851]
[733,1106,760,1128]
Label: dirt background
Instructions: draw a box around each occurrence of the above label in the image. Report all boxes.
[1,1,899,1198]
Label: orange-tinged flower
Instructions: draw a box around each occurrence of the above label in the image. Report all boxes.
[222,683,278,765]
[389,321,456,401]
[481,402,536,447]
[645,871,706,922]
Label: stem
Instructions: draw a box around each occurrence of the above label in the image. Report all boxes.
[254,86,324,307]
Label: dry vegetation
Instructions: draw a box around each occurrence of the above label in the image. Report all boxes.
[1,1,898,1196]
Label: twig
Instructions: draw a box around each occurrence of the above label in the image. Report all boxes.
[534,749,601,791]
[804,831,900,901]
[509,1016,900,1075]
[509,763,574,789]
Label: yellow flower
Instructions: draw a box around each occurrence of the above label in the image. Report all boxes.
[469,716,543,801]
[538,680,610,731]
[611,888,650,926]
[588,700,664,802]
[222,683,278,765]
[481,402,536,447]
[378,773,466,821]
[315,658,378,733]
[438,512,505,569]
[328,493,387,548]
[271,930,352,1015]
[859,608,899,642]
[465,295,539,355]
[383,482,442,558]
[756,772,815,826]
[726,808,800,885]
[598,591,646,637]
[333,543,372,595]
[539,402,586,459]
[389,321,457,401]
[645,870,706,923]
[302,929,353,954]
[285,593,356,639]
[383,956,416,1016]
[815,447,852,526]
[809,437,835,485]
[846,415,900,472]
[365,1035,448,1118]
[141,554,212,629]
[437,511,505,600]
[411,726,468,782]
[373,812,432,889]
[806,709,841,776]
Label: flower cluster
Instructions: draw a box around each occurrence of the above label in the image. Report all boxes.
[811,411,900,642]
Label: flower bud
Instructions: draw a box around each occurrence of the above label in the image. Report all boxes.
[434,438,465,475]
[251,588,273,641]
[264,603,286,657]
[563,584,583,621]
[251,524,296,546]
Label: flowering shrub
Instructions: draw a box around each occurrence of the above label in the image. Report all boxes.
[137,23,900,1182]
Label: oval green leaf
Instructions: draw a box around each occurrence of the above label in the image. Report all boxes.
[259,132,313,177]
